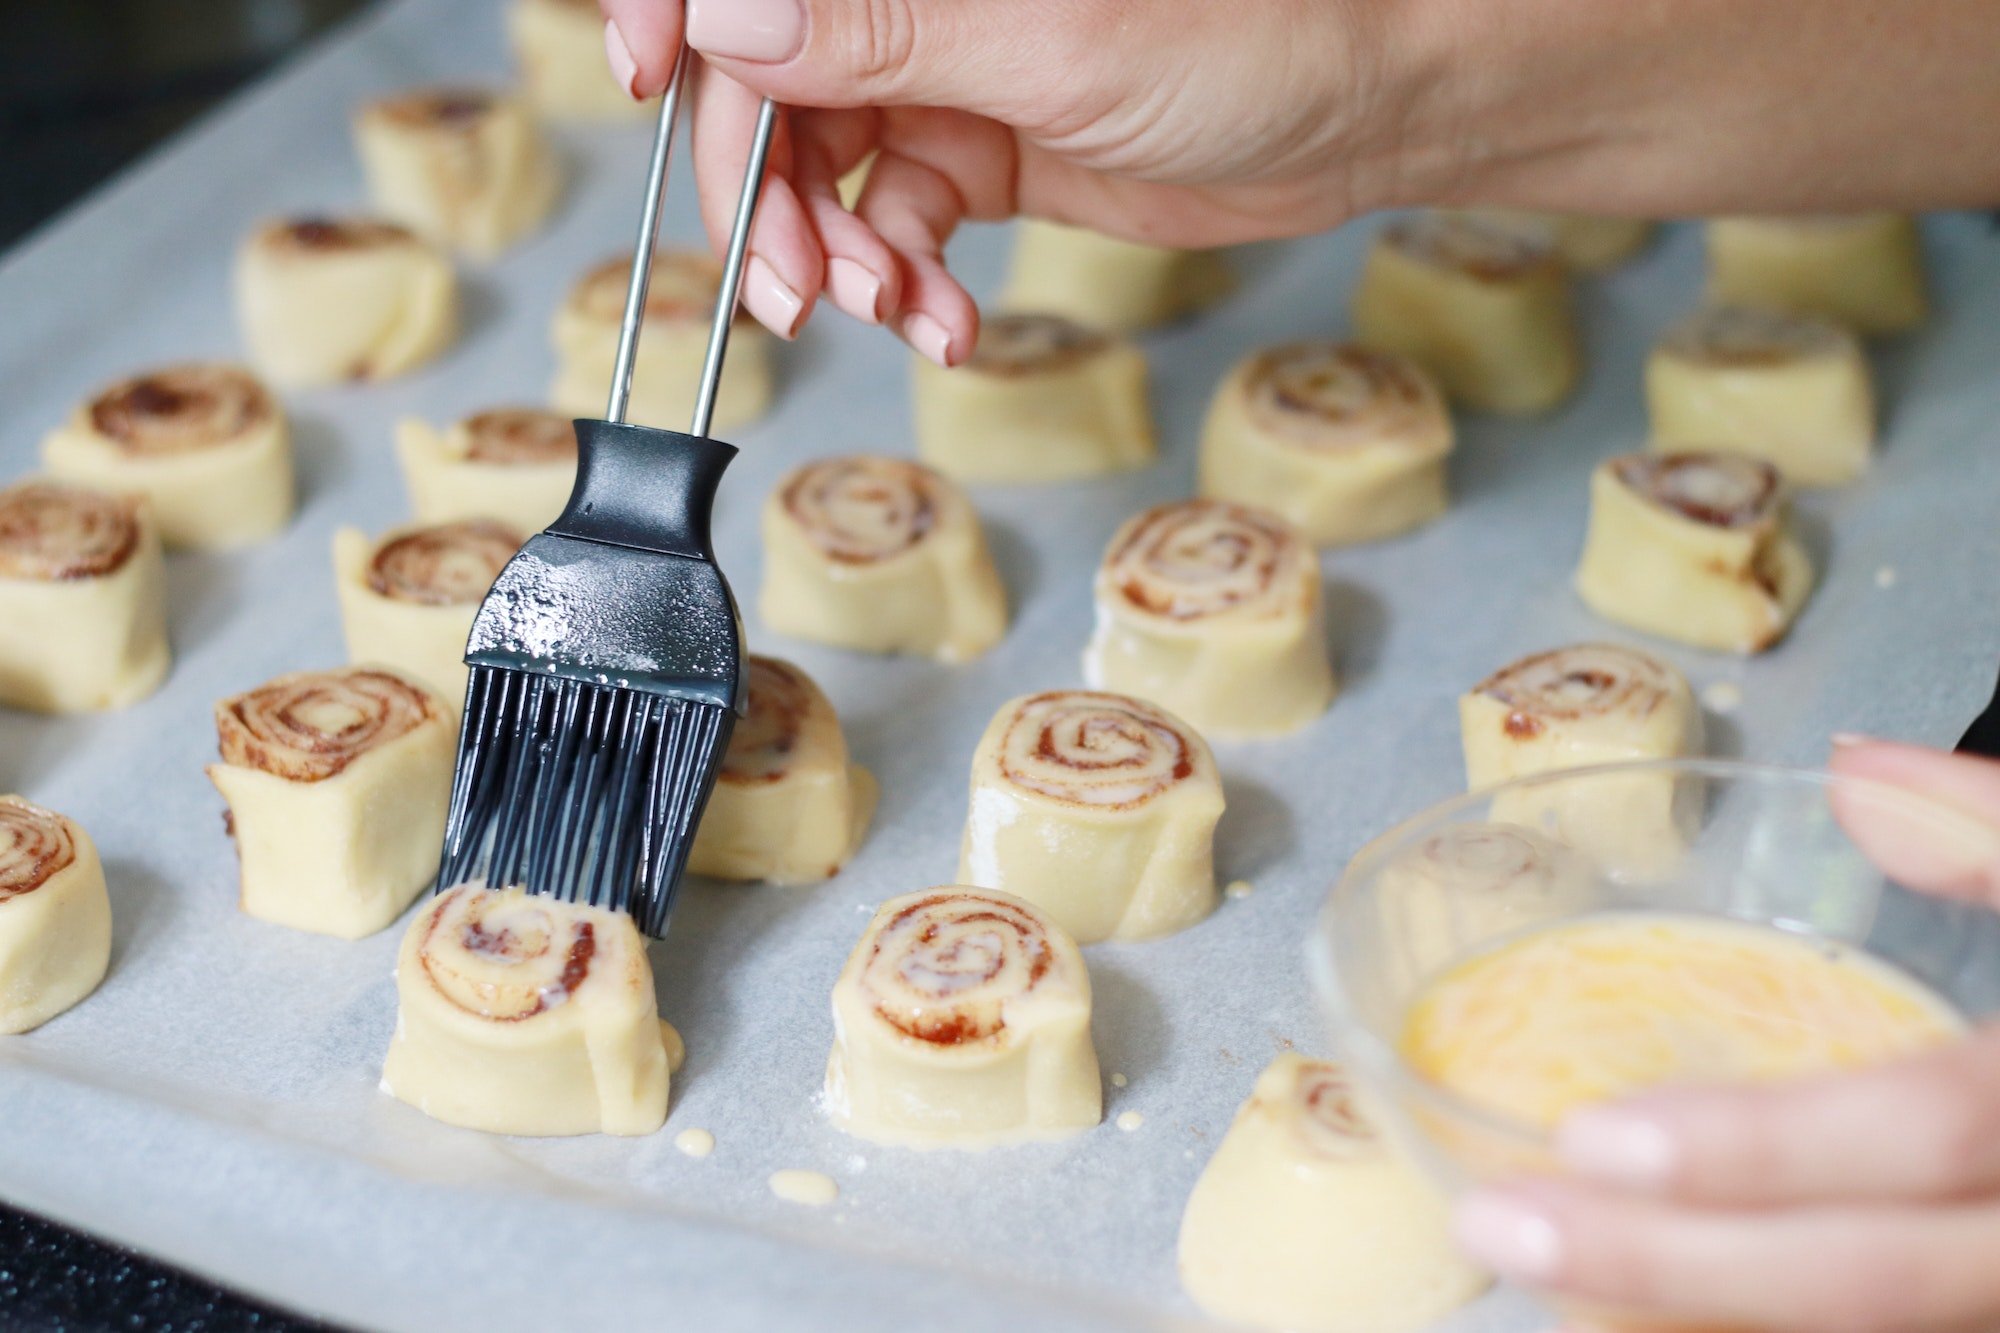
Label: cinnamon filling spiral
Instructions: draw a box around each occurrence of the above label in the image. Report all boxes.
[367,519,521,605]
[574,253,723,324]
[1614,452,1781,528]
[1409,823,1577,898]
[267,217,416,254]
[1385,212,1556,282]
[719,658,813,785]
[460,408,578,465]
[995,691,1196,809]
[780,457,940,564]
[966,313,1109,377]
[1663,305,1847,368]
[860,890,1058,1046]
[1475,644,1675,740]
[1106,499,1307,621]
[1293,1062,1379,1159]
[1244,341,1443,447]
[217,667,440,782]
[0,481,140,581]
[88,365,274,457]
[416,886,598,1022]
[0,798,76,902]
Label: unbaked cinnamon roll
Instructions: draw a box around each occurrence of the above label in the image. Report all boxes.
[1648,305,1875,485]
[395,407,577,532]
[759,456,1008,662]
[1084,499,1335,738]
[1458,210,1656,273]
[1000,219,1235,332]
[332,518,523,706]
[549,252,772,432]
[1575,452,1814,653]
[507,0,650,120]
[42,363,293,550]
[911,312,1154,483]
[1178,1054,1486,1333]
[1352,211,1579,414]
[381,884,674,1136]
[354,87,560,259]
[1705,214,1928,335]
[206,666,453,938]
[0,480,169,712]
[688,655,878,885]
[0,797,112,1034]
[1198,341,1453,547]
[234,217,457,387]
[958,690,1225,943]
[825,886,1100,1146]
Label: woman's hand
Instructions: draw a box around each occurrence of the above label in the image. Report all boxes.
[1454,739,2000,1333]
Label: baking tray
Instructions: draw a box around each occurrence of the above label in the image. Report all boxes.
[1,3,1998,1330]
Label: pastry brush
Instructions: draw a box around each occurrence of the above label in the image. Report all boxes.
[436,56,779,937]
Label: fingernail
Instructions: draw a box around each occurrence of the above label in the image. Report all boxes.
[905,313,954,367]
[827,258,885,324]
[1454,1192,1564,1282]
[743,256,805,338]
[1558,1109,1677,1188]
[603,21,642,99]
[686,0,804,63]
[1831,732,1875,748]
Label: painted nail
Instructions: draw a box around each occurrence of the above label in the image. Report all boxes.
[686,0,805,63]
[1558,1109,1677,1189]
[1831,732,1875,747]
[904,313,954,367]
[1454,1193,1564,1283]
[827,258,885,324]
[603,21,642,100]
[743,257,805,339]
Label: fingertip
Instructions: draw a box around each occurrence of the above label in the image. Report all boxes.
[1557,1107,1679,1191]
[901,311,956,367]
[743,255,808,339]
[1453,1190,1566,1284]
[600,1,683,99]
[826,257,887,324]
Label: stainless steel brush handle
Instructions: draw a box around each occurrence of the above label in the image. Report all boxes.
[691,97,780,439]
[605,46,692,427]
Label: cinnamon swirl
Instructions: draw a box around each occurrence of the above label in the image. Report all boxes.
[43,363,293,549]
[207,666,453,938]
[1705,214,1928,336]
[550,252,773,432]
[911,312,1154,483]
[759,456,1007,663]
[507,0,651,120]
[333,519,523,706]
[0,798,112,1034]
[1085,499,1335,738]
[1198,341,1453,547]
[1001,219,1235,332]
[0,480,169,712]
[355,87,560,259]
[1177,1054,1485,1333]
[1648,306,1875,485]
[825,887,1100,1146]
[1351,211,1579,414]
[235,216,456,387]
[381,884,674,1136]
[396,407,578,531]
[1575,451,1814,653]
[688,656,878,885]
[958,690,1225,943]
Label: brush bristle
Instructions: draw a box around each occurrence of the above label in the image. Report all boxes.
[437,666,733,937]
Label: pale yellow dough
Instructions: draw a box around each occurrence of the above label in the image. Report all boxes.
[958,690,1224,944]
[759,456,1007,663]
[0,481,169,713]
[333,519,523,708]
[1001,219,1234,332]
[1084,499,1335,739]
[1647,305,1875,486]
[1198,341,1453,547]
[1461,210,1656,272]
[1706,214,1928,335]
[382,885,672,1136]
[0,798,112,1034]
[825,887,1100,1147]
[395,408,577,532]
[550,252,772,432]
[355,87,560,260]
[41,363,293,549]
[1352,211,1579,414]
[235,217,456,387]
[508,0,651,120]
[1178,1054,1487,1333]
[911,313,1154,483]
[1575,452,1813,654]
[689,656,878,885]
[207,666,453,939]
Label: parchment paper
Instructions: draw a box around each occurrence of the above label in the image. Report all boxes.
[0,2,1997,1329]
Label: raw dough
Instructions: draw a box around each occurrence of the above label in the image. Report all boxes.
[355,88,559,258]
[507,0,651,121]
[1459,210,1655,272]
[1000,219,1233,332]
[333,518,523,708]
[1705,213,1928,335]
[395,407,577,532]
[0,797,112,1034]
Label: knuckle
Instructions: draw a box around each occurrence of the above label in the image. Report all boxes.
[842,0,918,92]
